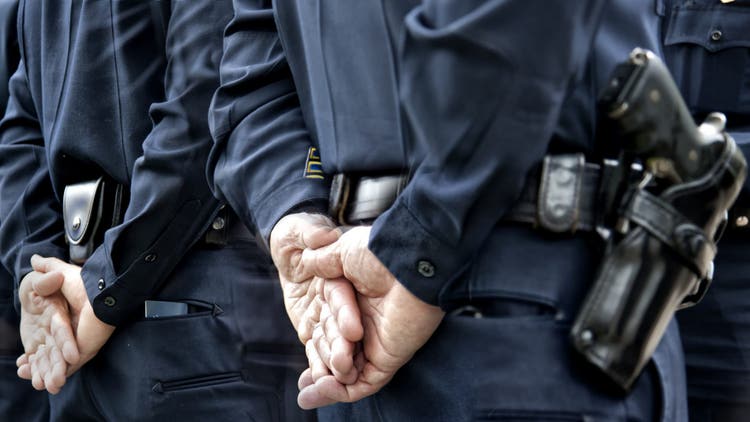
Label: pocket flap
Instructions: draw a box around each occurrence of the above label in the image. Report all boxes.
[63,177,104,245]
[664,5,750,52]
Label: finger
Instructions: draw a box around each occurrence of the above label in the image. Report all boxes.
[16,353,29,368]
[298,367,314,391]
[51,310,80,365]
[33,345,52,386]
[323,278,363,342]
[298,373,373,409]
[325,321,358,385]
[301,220,341,250]
[30,271,65,297]
[296,293,323,343]
[300,243,345,280]
[310,374,380,405]
[319,302,357,385]
[312,308,334,377]
[29,352,45,391]
[30,255,68,274]
[306,335,330,383]
[45,347,67,395]
[17,362,32,380]
[297,380,340,410]
[17,353,32,380]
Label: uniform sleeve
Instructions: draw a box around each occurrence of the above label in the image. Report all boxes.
[79,0,234,326]
[730,130,750,203]
[0,0,20,114]
[369,0,609,306]
[0,59,68,289]
[207,0,329,243]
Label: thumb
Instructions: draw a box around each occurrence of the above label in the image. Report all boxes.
[302,223,341,250]
[300,242,345,280]
[30,271,65,297]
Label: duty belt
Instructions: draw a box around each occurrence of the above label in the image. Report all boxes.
[329,154,604,231]
[329,173,410,226]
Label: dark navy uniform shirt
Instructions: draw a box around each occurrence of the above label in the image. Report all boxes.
[208,0,664,307]
[661,0,750,404]
[661,0,750,191]
[0,0,18,116]
[0,0,232,325]
[0,0,20,354]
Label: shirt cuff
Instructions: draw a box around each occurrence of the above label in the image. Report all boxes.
[81,244,143,326]
[369,197,468,307]
[252,177,330,244]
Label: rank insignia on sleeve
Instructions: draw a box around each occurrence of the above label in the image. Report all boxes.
[304,147,324,179]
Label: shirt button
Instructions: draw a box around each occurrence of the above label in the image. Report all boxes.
[103,296,116,307]
[212,216,226,230]
[97,279,105,290]
[736,215,748,227]
[710,30,722,41]
[144,253,157,263]
[417,260,435,278]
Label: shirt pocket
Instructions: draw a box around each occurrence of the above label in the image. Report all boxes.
[662,2,750,114]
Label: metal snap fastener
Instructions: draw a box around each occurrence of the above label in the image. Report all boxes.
[580,329,595,347]
[417,260,435,278]
[144,253,157,263]
[72,217,81,230]
[97,279,105,290]
[103,296,116,307]
[736,215,749,227]
[710,30,722,41]
[212,217,226,230]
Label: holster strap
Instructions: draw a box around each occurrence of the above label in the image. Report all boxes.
[623,188,716,279]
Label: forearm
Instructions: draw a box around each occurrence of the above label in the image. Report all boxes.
[80,0,233,326]
[207,0,329,245]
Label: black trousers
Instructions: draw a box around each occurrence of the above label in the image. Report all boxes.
[49,241,316,422]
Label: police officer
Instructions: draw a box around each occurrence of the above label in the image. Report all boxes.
[208,0,687,420]
[0,1,314,420]
[661,0,750,419]
[0,0,49,419]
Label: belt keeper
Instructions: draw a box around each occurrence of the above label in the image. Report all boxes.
[329,174,352,226]
[536,154,585,233]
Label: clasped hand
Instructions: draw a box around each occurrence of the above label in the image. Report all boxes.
[270,213,445,409]
[16,255,114,394]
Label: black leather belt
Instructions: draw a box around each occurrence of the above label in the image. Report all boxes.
[328,155,604,233]
[329,173,409,225]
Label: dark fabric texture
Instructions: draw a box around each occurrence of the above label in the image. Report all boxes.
[661,0,750,417]
[48,242,316,422]
[0,1,51,420]
[209,0,687,420]
[0,0,314,420]
[0,0,225,326]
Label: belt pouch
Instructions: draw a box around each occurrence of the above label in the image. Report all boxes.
[63,177,125,264]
